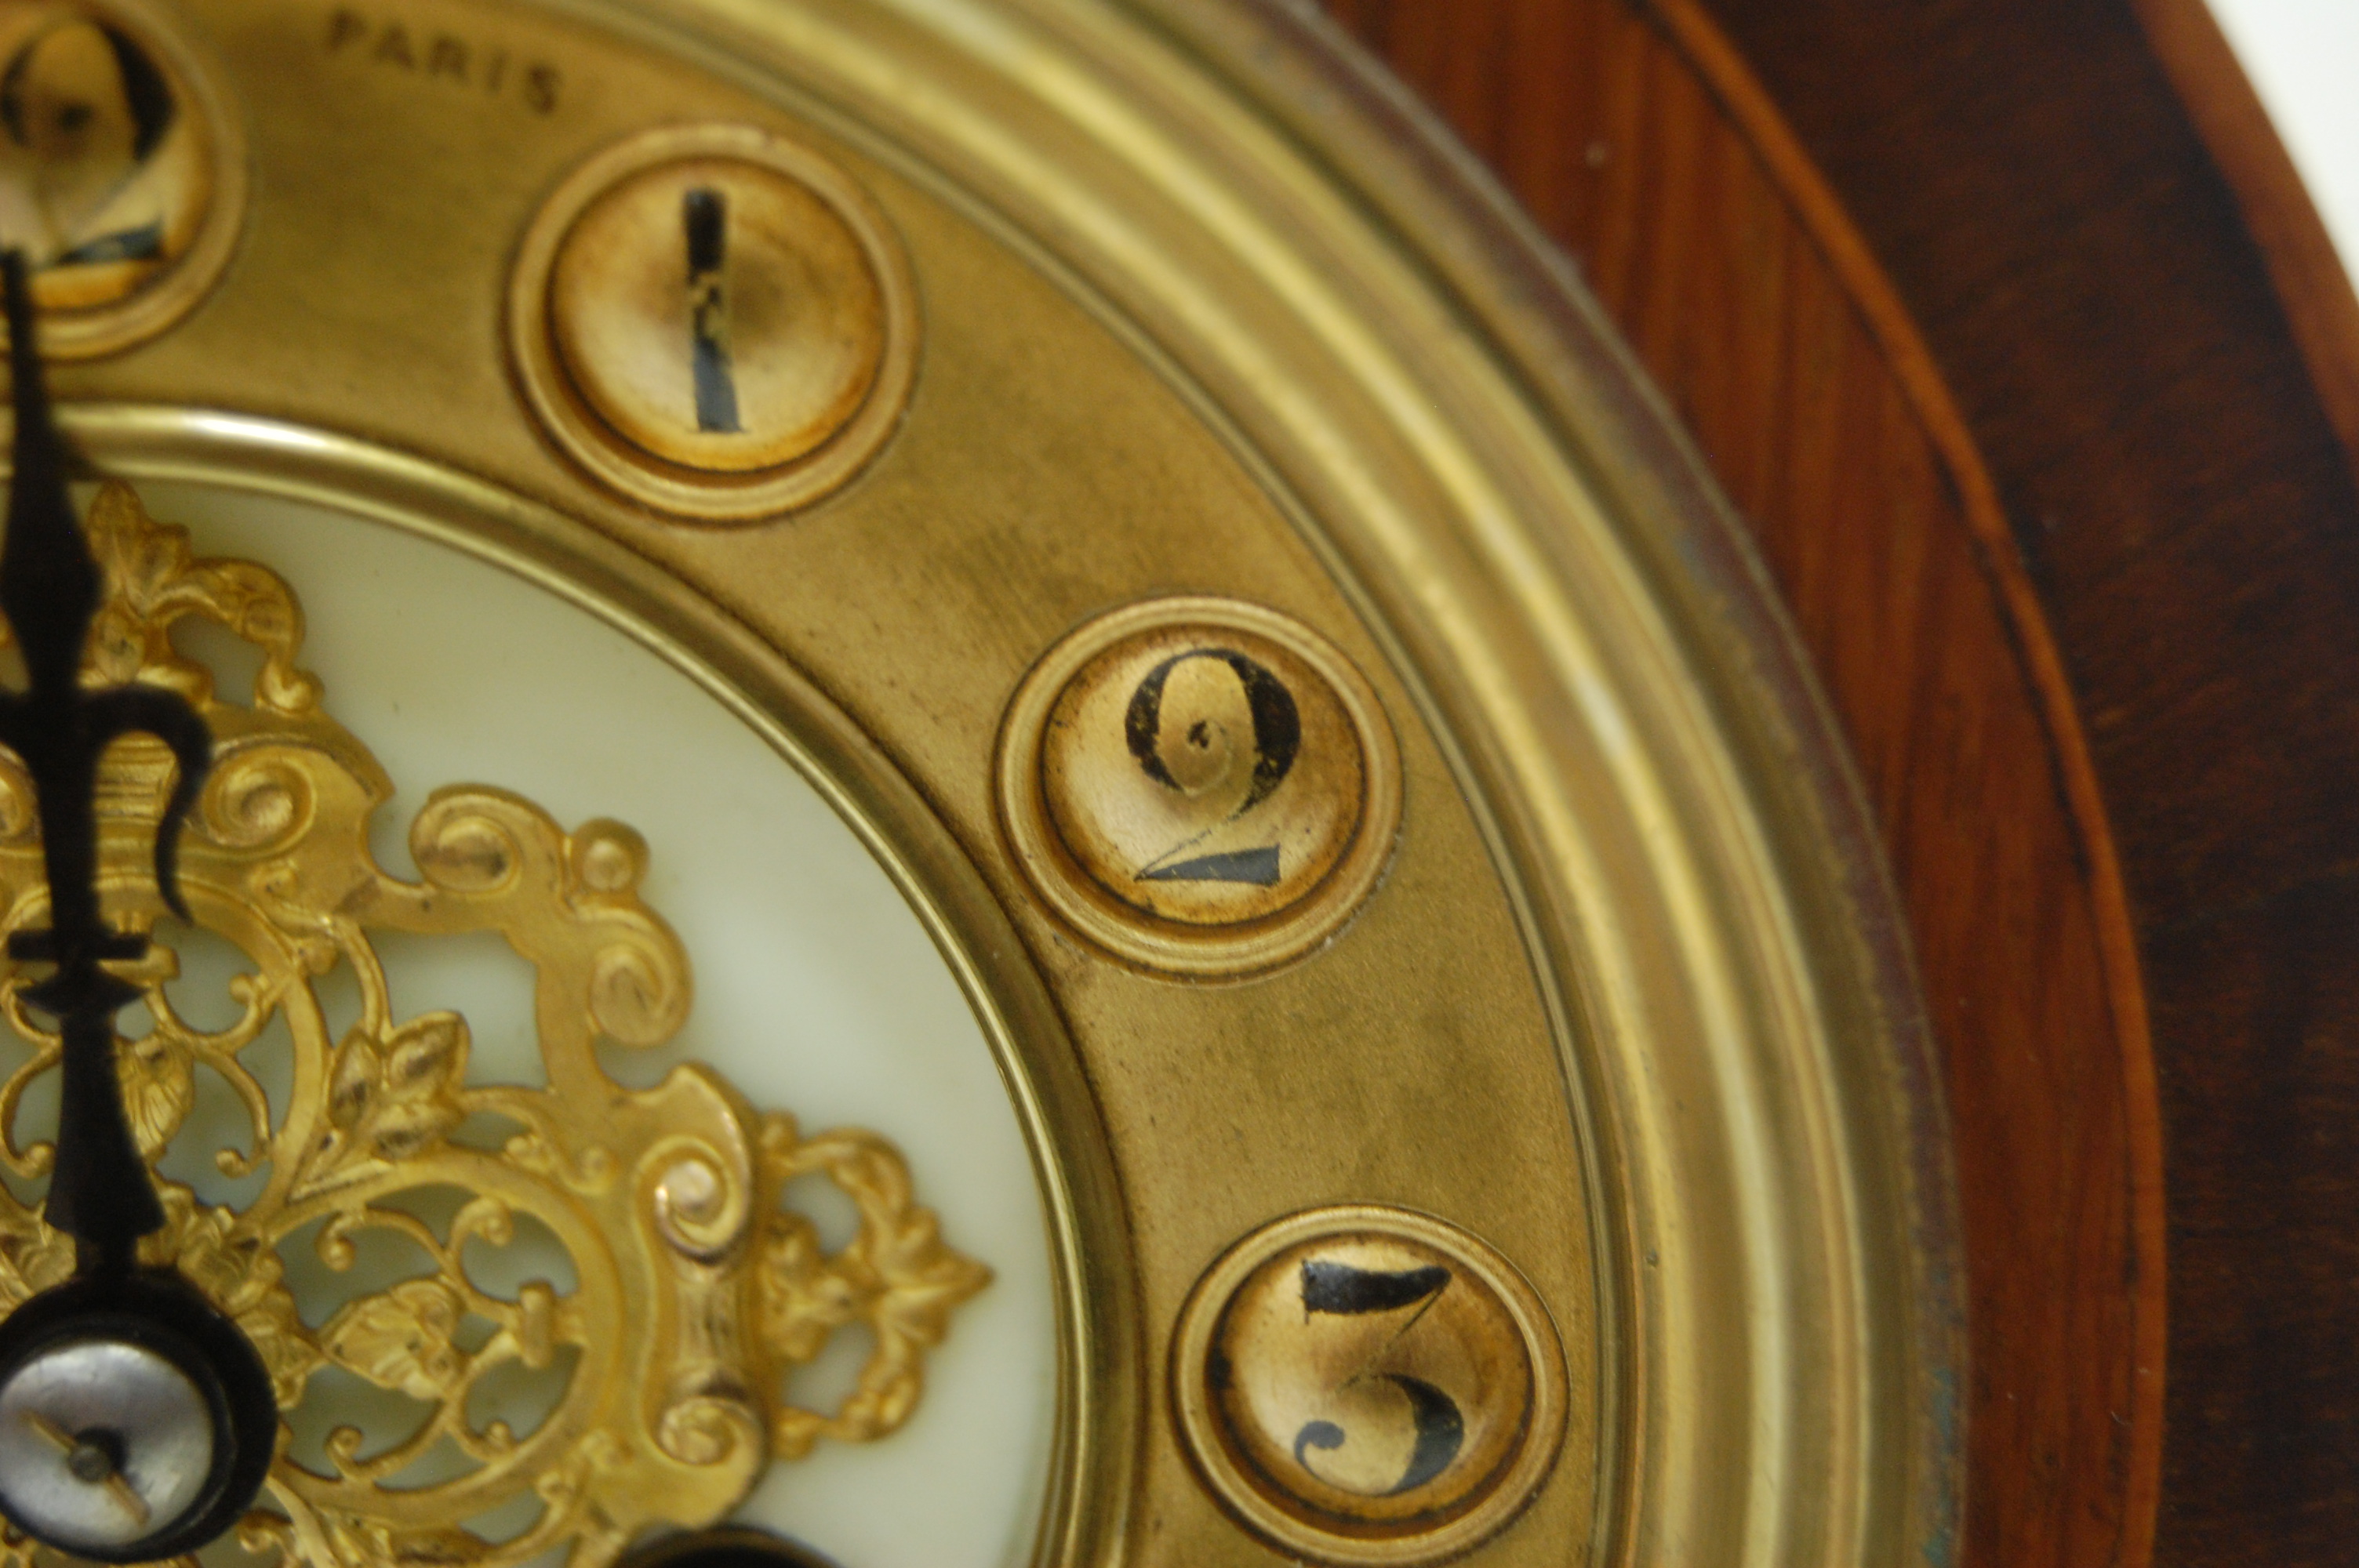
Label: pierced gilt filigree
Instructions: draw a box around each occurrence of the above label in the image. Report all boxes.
[0,485,990,1567]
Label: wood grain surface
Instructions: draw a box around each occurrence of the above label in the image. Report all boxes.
[1678,6,2359,1562]
[1316,2,2263,1564]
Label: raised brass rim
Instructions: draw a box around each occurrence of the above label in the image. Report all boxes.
[562,1,1962,1561]
[0,0,248,361]
[994,595,1402,978]
[1169,1205,1568,1566]
[506,122,921,521]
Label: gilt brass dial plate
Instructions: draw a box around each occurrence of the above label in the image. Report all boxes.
[0,1,1962,1566]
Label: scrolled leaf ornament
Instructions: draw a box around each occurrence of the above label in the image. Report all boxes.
[0,485,990,1568]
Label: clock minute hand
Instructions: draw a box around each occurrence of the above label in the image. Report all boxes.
[0,257,269,1568]
[0,251,212,1268]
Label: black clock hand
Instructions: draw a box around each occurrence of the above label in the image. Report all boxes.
[0,250,211,1267]
[0,252,274,1563]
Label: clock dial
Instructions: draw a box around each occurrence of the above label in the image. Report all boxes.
[0,1,1961,1566]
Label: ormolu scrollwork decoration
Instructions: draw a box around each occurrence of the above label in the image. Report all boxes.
[0,446,989,1558]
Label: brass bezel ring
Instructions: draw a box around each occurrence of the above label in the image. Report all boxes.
[0,0,248,361]
[994,596,1403,980]
[1171,1205,1570,1566]
[505,122,920,524]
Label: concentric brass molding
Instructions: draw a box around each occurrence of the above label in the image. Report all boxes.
[543,3,1951,1563]
[5,1,1961,1566]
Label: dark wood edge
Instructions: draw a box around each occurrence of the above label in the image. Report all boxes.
[1633,7,2170,1559]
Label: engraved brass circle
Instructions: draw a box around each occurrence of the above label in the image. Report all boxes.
[551,155,882,474]
[1172,1207,1567,1566]
[1042,625,1363,924]
[996,598,1401,978]
[508,123,918,521]
[0,0,244,358]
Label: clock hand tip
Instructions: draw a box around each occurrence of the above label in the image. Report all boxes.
[0,242,103,704]
[2,250,38,398]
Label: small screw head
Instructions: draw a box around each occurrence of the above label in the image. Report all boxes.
[0,1334,213,1554]
[64,1432,118,1485]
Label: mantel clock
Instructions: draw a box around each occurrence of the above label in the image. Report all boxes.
[0,2,1960,1566]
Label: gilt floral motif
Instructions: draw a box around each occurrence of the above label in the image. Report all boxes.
[0,485,990,1568]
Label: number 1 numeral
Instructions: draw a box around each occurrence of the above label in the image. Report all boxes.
[683,187,741,435]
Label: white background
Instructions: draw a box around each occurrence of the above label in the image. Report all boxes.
[2207,1,2359,282]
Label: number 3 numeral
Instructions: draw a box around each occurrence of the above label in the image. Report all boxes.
[1291,1261,1467,1496]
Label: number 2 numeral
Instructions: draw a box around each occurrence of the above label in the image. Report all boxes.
[1125,649,1300,885]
